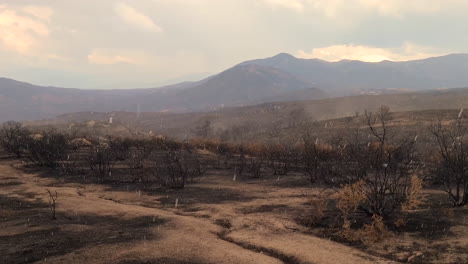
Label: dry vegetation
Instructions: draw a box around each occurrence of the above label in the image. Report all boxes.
[1,107,467,264]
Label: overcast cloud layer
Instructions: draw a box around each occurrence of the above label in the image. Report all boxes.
[0,0,467,88]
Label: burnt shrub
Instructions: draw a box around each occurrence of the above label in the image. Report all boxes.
[430,116,468,206]
[153,150,208,188]
[125,145,154,182]
[23,129,72,168]
[330,107,420,217]
[87,142,118,178]
[264,144,301,176]
[300,134,336,183]
[0,121,30,158]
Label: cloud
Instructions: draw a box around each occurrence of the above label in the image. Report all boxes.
[114,2,163,33]
[22,6,54,22]
[46,54,72,61]
[357,0,443,18]
[297,43,446,62]
[258,0,468,18]
[0,6,50,54]
[259,0,305,11]
[88,49,147,65]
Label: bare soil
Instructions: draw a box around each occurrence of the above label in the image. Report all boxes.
[0,158,466,264]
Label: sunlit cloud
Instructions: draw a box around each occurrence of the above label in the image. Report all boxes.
[46,54,72,61]
[88,49,147,65]
[114,2,163,33]
[0,6,50,54]
[297,43,446,62]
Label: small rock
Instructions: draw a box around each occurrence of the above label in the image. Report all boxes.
[407,251,424,263]
[394,252,411,262]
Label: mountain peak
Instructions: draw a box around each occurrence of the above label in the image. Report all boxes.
[271,53,296,60]
[238,53,297,67]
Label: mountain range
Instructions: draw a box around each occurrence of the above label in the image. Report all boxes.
[241,53,468,95]
[2,53,468,121]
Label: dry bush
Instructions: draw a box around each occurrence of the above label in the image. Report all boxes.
[188,138,238,169]
[308,198,329,226]
[244,142,265,156]
[232,153,246,180]
[265,144,301,176]
[340,215,391,245]
[146,136,182,152]
[58,151,86,176]
[108,137,131,161]
[390,175,425,229]
[401,175,425,211]
[394,217,408,229]
[335,180,367,220]
[161,151,188,188]
[213,142,235,169]
[154,150,207,188]
[246,157,264,178]
[88,143,118,178]
[301,134,335,183]
[431,116,468,206]
[244,144,266,178]
[231,145,247,179]
[301,107,428,246]
[189,137,222,152]
[360,215,391,243]
[87,137,149,179]
[125,143,154,182]
[330,107,421,217]
[340,219,357,241]
[0,121,30,158]
[23,128,72,168]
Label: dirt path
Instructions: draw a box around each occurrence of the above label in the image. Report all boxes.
[0,161,396,264]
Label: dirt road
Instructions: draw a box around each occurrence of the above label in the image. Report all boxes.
[0,160,396,264]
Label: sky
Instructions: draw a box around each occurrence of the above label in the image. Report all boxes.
[1,0,467,89]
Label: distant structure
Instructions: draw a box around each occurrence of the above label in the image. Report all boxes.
[137,104,141,119]
[109,117,113,124]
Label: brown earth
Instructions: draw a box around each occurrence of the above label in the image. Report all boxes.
[0,158,466,264]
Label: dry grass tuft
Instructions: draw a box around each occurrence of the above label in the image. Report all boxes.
[335,180,366,219]
[402,175,425,212]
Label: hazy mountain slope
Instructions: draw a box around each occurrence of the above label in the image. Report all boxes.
[42,87,468,141]
[170,64,325,110]
[240,53,468,95]
[0,64,325,121]
[0,77,179,121]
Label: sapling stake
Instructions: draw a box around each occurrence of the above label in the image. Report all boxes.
[46,189,58,220]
